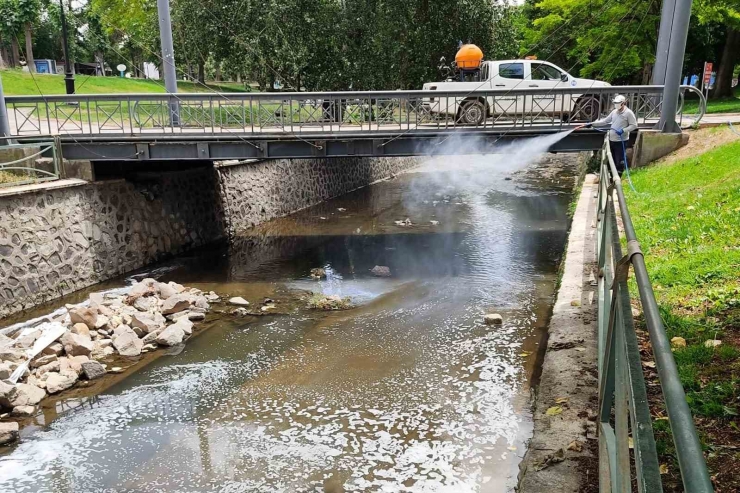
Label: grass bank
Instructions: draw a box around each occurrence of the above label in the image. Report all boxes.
[625,126,740,491]
[684,87,740,115]
[0,69,246,95]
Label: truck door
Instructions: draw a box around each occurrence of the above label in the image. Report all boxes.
[491,62,525,120]
[529,62,568,118]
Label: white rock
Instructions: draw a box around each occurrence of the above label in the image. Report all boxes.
[188,312,206,321]
[173,318,193,336]
[0,380,18,408]
[161,295,191,315]
[60,332,93,357]
[0,422,19,445]
[45,371,78,394]
[141,330,162,345]
[229,297,250,306]
[12,405,35,417]
[94,314,110,330]
[484,313,503,325]
[155,325,185,347]
[30,354,57,369]
[704,339,722,348]
[158,282,177,300]
[370,265,391,277]
[71,322,91,337]
[68,307,98,330]
[36,360,60,377]
[41,342,64,356]
[113,328,144,357]
[10,383,46,407]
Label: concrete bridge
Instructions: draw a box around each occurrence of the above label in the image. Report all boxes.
[4,85,704,161]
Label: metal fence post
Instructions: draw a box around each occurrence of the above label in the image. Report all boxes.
[0,71,11,144]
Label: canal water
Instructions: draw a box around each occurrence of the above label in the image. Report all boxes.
[0,152,578,492]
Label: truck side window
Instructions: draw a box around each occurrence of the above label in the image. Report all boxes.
[532,63,562,81]
[481,63,489,81]
[499,63,524,80]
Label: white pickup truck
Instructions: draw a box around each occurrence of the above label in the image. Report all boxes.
[421,59,611,125]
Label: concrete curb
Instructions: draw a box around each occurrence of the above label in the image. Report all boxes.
[517,174,599,492]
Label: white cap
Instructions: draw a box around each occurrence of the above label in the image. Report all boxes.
[612,94,626,104]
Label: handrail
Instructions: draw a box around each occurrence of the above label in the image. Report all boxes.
[4,84,695,102]
[4,85,702,138]
[596,135,713,492]
[0,141,60,188]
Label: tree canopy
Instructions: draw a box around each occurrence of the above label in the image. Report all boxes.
[0,0,738,98]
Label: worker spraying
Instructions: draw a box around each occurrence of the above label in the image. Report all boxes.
[576,95,637,175]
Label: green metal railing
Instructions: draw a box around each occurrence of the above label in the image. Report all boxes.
[0,141,60,188]
[596,136,713,492]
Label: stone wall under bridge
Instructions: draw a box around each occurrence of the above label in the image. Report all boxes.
[0,156,421,319]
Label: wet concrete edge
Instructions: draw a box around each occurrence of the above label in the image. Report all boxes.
[517,174,599,492]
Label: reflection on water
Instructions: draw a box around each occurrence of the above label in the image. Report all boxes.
[0,155,577,492]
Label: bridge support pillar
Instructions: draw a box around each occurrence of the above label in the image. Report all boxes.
[657,0,693,133]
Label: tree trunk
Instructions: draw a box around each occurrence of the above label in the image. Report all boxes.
[641,62,652,85]
[711,27,740,99]
[0,40,6,69]
[24,23,35,72]
[94,51,105,76]
[11,36,20,67]
[215,64,221,82]
[198,61,205,84]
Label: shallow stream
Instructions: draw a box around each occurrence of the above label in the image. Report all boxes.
[0,153,578,492]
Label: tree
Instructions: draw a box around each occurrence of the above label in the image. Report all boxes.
[520,0,661,84]
[90,0,159,77]
[17,0,40,72]
[694,0,740,98]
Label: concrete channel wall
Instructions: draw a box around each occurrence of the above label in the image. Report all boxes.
[0,156,421,318]
[215,156,421,236]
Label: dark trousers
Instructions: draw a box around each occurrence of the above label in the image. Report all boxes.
[609,140,630,175]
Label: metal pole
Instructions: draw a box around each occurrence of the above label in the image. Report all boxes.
[657,0,692,133]
[59,0,75,95]
[157,0,179,125]
[0,71,11,144]
[651,0,676,85]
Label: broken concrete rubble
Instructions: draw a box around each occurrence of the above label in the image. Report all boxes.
[0,280,215,440]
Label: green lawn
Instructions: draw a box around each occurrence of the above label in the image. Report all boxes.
[683,88,740,115]
[0,69,247,95]
[626,133,740,490]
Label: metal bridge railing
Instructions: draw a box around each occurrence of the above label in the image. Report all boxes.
[596,137,713,492]
[4,85,705,138]
[0,141,59,188]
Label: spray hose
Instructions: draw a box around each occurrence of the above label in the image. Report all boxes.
[590,126,638,193]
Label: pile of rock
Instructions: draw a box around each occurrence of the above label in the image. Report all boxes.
[0,278,216,444]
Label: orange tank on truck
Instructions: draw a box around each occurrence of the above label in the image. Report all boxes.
[455,44,484,69]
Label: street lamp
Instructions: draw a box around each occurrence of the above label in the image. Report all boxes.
[59,0,75,94]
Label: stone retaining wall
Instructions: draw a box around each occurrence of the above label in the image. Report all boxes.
[216,156,421,236]
[0,168,224,318]
[0,156,421,319]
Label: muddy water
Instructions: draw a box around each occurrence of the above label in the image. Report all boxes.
[0,154,578,492]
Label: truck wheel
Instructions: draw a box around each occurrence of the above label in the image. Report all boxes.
[459,100,486,125]
[571,96,600,122]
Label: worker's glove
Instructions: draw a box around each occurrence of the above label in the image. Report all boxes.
[615,128,624,136]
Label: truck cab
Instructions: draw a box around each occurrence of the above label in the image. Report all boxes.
[422,59,611,124]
